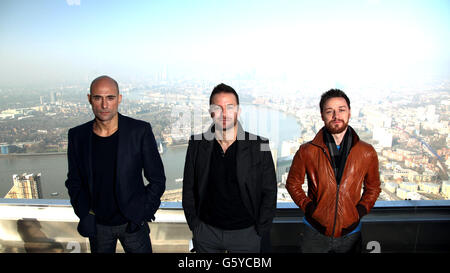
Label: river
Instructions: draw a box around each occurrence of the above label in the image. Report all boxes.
[0,104,301,199]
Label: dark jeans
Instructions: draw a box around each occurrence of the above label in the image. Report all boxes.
[300,224,362,253]
[193,221,261,253]
[89,222,152,253]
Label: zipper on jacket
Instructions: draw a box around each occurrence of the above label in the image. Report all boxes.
[314,144,340,237]
[331,184,340,237]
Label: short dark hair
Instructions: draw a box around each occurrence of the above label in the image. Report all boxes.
[319,89,350,113]
[90,75,119,94]
[209,83,239,105]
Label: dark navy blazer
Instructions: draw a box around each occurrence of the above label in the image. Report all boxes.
[65,113,166,237]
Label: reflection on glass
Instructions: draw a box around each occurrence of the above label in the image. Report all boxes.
[17,219,64,253]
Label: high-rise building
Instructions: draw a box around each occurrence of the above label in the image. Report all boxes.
[50,92,56,104]
[4,173,43,199]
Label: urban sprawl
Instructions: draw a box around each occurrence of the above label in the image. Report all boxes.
[0,82,449,202]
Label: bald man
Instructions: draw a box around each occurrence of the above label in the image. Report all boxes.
[65,75,166,253]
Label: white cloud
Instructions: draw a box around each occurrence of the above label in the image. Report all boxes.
[66,0,81,6]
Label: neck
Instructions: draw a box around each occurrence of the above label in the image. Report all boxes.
[331,127,348,146]
[93,114,119,137]
[215,124,238,150]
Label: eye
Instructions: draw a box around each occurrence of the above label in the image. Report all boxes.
[227,105,236,111]
[210,105,221,112]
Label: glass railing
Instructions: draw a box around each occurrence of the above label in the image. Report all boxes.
[1,199,449,253]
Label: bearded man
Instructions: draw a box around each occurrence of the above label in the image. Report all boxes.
[286,89,381,253]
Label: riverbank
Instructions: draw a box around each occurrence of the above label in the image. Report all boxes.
[0,152,66,157]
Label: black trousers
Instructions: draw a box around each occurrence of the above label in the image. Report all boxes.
[89,222,152,253]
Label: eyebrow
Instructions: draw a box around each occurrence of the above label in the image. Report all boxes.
[211,103,237,107]
[92,94,117,98]
[324,107,347,112]
[325,105,347,109]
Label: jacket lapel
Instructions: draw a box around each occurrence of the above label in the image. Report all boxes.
[84,120,94,200]
[311,127,337,184]
[236,128,250,189]
[236,139,252,208]
[312,126,361,186]
[116,113,126,187]
[197,137,214,202]
[235,126,254,215]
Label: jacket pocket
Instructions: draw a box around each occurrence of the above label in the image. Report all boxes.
[305,214,327,235]
[342,194,360,224]
[341,220,360,236]
[340,202,361,236]
[305,203,327,235]
[144,198,160,222]
[77,213,96,238]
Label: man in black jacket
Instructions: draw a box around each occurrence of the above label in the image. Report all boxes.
[65,75,166,253]
[182,83,277,253]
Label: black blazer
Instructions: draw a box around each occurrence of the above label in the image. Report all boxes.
[182,123,277,237]
[65,113,166,237]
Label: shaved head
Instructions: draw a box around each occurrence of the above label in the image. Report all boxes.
[90,75,119,94]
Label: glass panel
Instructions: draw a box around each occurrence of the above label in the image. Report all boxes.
[0,0,448,204]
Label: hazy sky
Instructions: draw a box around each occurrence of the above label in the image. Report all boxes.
[0,0,449,91]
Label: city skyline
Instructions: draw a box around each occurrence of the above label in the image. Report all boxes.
[0,83,448,202]
[0,0,449,93]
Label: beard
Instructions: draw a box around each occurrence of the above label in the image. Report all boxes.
[215,118,237,131]
[212,112,238,132]
[325,119,349,134]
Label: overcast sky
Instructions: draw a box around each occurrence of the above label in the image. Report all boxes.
[0,0,449,93]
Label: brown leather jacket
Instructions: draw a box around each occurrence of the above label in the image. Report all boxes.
[286,127,381,237]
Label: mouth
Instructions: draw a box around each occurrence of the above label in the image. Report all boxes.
[216,118,233,127]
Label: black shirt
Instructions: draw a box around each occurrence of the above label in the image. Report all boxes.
[91,130,128,226]
[200,139,255,230]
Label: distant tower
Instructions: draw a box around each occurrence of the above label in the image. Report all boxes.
[56,92,62,105]
[50,92,56,104]
[4,173,43,199]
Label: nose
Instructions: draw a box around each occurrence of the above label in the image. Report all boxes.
[101,98,108,109]
[331,110,337,119]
